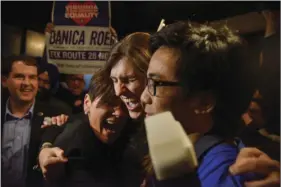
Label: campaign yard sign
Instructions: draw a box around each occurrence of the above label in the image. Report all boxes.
[46,1,114,74]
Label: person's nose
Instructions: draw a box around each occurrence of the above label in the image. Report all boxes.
[112,107,123,117]
[114,81,127,96]
[22,77,32,86]
[74,80,80,86]
[141,86,152,105]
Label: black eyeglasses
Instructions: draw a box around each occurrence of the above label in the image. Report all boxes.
[146,78,181,96]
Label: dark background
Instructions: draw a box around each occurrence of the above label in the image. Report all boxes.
[1,1,280,59]
[2,1,279,37]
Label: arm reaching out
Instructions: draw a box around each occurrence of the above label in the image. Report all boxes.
[229,147,280,187]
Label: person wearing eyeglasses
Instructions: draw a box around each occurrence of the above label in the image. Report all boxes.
[138,21,257,187]
[55,74,87,114]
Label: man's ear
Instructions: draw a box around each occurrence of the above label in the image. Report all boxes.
[1,75,8,88]
[83,94,91,115]
[189,91,216,114]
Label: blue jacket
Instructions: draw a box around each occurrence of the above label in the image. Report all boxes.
[197,140,257,187]
[148,140,258,187]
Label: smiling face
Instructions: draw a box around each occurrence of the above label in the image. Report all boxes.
[141,21,252,137]
[141,47,212,134]
[110,57,146,120]
[84,94,129,144]
[141,47,184,116]
[4,61,38,104]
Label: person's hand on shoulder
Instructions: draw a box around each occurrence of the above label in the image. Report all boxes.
[229,147,280,187]
[41,114,69,128]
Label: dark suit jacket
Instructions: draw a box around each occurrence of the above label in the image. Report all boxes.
[1,98,66,187]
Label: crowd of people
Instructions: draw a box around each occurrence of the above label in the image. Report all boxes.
[1,6,280,187]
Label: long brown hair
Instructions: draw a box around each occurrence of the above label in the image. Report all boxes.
[101,32,151,77]
[99,32,154,176]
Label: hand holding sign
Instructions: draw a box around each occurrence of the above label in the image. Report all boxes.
[109,26,118,42]
[45,22,55,34]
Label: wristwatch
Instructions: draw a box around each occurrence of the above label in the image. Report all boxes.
[40,142,53,151]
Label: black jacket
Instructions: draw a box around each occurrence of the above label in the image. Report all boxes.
[54,86,86,114]
[1,98,66,187]
[36,94,72,116]
[42,115,148,187]
[47,114,130,187]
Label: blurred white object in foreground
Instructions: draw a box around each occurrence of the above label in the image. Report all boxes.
[145,111,198,181]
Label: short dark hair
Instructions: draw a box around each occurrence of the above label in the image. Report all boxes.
[87,69,120,107]
[2,55,38,76]
[150,22,255,138]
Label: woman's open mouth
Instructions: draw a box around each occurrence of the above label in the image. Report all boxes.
[122,97,141,111]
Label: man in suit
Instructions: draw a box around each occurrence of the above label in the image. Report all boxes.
[1,55,67,187]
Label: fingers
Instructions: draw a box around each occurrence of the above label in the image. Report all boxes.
[48,147,68,162]
[39,147,68,166]
[42,157,66,181]
[51,115,63,126]
[261,10,272,21]
[245,171,280,187]
[41,122,49,129]
[39,147,54,173]
[236,147,265,161]
[109,26,118,41]
[242,113,253,126]
[140,179,147,187]
[57,114,69,126]
[45,22,55,34]
[109,26,116,33]
[41,117,52,129]
[45,114,69,127]
[56,115,62,126]
[229,147,280,187]
[229,147,267,175]
[42,156,66,169]
[64,115,69,123]
[39,147,67,181]
[74,100,82,107]
[230,154,280,175]
[43,161,65,182]
[51,116,57,125]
